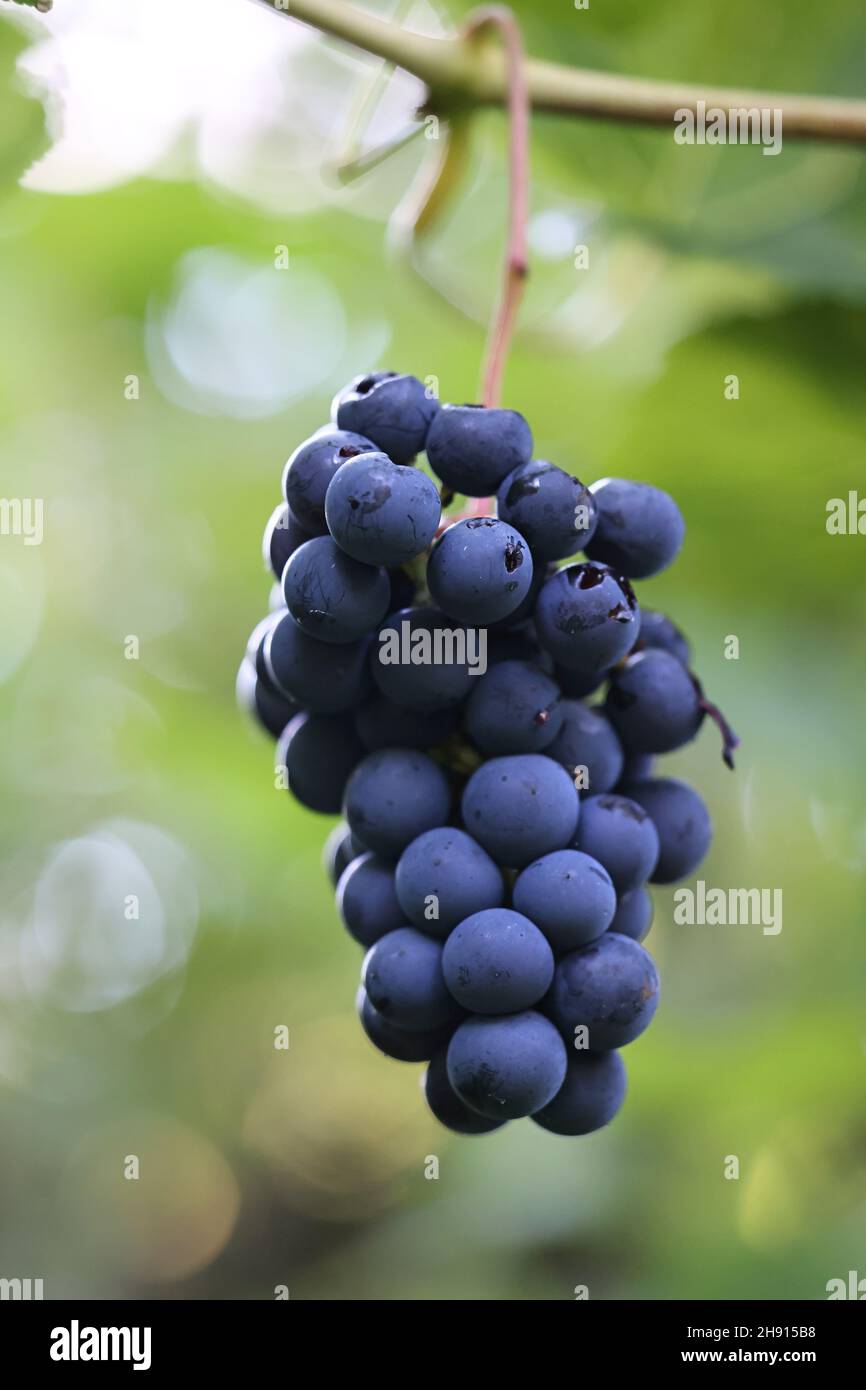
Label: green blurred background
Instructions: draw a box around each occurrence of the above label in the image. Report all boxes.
[1,0,864,1301]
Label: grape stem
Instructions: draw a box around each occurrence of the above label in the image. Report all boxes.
[256,0,866,145]
[463,8,530,411]
[693,678,741,770]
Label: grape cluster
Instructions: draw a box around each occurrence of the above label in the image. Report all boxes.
[238,370,734,1139]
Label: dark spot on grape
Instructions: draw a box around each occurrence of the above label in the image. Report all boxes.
[503,540,524,573]
[504,468,544,506]
[338,445,362,459]
[568,563,606,589]
[608,603,633,623]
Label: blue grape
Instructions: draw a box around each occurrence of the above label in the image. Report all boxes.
[355,691,459,752]
[343,747,451,859]
[264,612,370,713]
[535,563,640,673]
[572,793,659,893]
[262,501,311,578]
[461,754,580,868]
[336,852,406,947]
[496,460,598,561]
[276,711,365,814]
[325,451,441,567]
[464,660,562,755]
[371,605,476,712]
[532,1049,627,1136]
[236,658,298,740]
[428,518,533,626]
[608,887,654,942]
[586,478,685,579]
[245,610,285,682]
[606,649,703,754]
[332,371,439,465]
[513,849,616,954]
[442,908,555,1014]
[282,427,376,532]
[395,827,505,941]
[554,664,607,699]
[545,700,624,794]
[621,777,712,883]
[362,926,462,1031]
[426,403,533,497]
[242,612,300,738]
[323,821,362,886]
[423,1049,506,1134]
[357,986,454,1062]
[282,535,390,644]
[446,1011,567,1119]
[546,932,659,1050]
[634,609,691,666]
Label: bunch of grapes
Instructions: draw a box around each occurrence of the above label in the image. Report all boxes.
[238,371,736,1138]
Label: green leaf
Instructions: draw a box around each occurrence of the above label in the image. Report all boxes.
[0,9,50,195]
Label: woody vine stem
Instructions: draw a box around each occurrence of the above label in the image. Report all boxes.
[257,0,866,406]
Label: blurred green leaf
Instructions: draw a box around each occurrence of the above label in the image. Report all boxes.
[0,11,49,195]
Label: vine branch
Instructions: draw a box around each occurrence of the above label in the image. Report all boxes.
[257,0,866,145]
[465,8,529,409]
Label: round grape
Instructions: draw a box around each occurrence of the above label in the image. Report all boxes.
[357,986,454,1063]
[571,793,660,894]
[395,827,505,941]
[634,609,691,666]
[371,605,476,713]
[513,849,616,953]
[276,712,365,814]
[362,927,461,1031]
[532,1049,627,1136]
[262,501,311,579]
[235,658,298,741]
[336,852,407,947]
[546,933,659,1050]
[343,747,451,859]
[606,649,703,754]
[325,451,441,567]
[545,700,624,794]
[496,459,597,561]
[264,612,370,713]
[535,563,640,673]
[586,478,685,579]
[426,403,533,497]
[282,535,390,644]
[464,660,562,756]
[446,1011,567,1120]
[608,887,654,942]
[282,427,376,532]
[423,1049,506,1135]
[620,777,712,883]
[428,517,533,626]
[332,371,439,464]
[461,754,580,869]
[442,909,555,1014]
